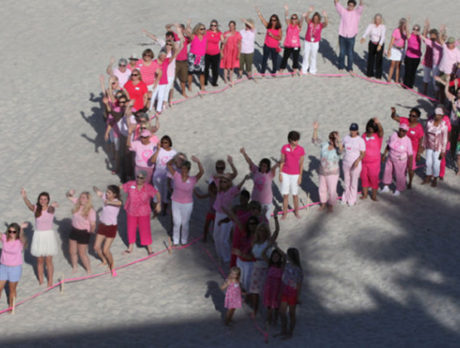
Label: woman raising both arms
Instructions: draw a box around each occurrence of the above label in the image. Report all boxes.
[279,4,302,75]
[21,189,59,287]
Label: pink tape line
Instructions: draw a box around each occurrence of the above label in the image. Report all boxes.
[198,244,269,342]
[0,235,203,315]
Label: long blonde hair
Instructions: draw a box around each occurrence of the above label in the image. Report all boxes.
[193,23,205,36]
[72,192,93,218]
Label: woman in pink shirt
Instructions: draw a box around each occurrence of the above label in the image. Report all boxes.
[240,147,279,220]
[205,20,222,87]
[403,24,422,88]
[93,185,122,276]
[127,128,157,184]
[391,107,424,188]
[255,7,282,75]
[360,118,383,201]
[302,7,328,75]
[21,189,58,287]
[123,69,149,112]
[387,18,408,83]
[66,190,96,274]
[0,222,27,311]
[421,20,443,95]
[220,21,242,85]
[422,107,449,187]
[135,49,158,92]
[186,23,208,92]
[341,123,366,206]
[279,5,302,75]
[381,124,413,196]
[121,171,161,254]
[167,156,204,245]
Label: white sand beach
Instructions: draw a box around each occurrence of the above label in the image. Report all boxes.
[0,0,459,346]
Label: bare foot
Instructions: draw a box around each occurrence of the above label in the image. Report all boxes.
[360,195,368,200]
[281,214,287,220]
[98,262,107,267]
[327,205,334,213]
[86,269,92,275]
[47,281,53,288]
[431,179,438,187]
[421,177,431,185]
[319,203,326,210]
[294,211,301,219]
[72,267,78,273]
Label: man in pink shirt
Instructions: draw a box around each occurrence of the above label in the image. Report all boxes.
[280,131,305,219]
[334,0,364,71]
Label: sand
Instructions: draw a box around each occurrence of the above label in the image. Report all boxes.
[0,0,459,346]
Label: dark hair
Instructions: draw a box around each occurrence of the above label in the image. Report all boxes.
[142,48,154,58]
[312,12,322,22]
[35,192,50,218]
[287,247,301,269]
[248,200,262,212]
[7,222,26,247]
[107,185,121,200]
[182,160,191,171]
[229,20,236,27]
[215,159,225,168]
[240,189,250,200]
[410,107,421,118]
[288,130,300,142]
[259,158,271,172]
[165,31,175,38]
[365,119,379,133]
[267,14,281,29]
[347,0,357,6]
[246,216,260,237]
[269,249,284,268]
[429,29,439,37]
[161,135,172,147]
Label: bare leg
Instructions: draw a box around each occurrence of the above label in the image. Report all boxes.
[278,302,288,336]
[395,62,401,83]
[93,234,107,265]
[187,74,193,92]
[146,244,153,255]
[371,189,378,201]
[422,175,432,184]
[37,256,44,285]
[360,187,369,199]
[102,238,115,272]
[45,256,54,287]
[180,81,188,97]
[293,195,300,218]
[408,169,414,189]
[282,195,289,219]
[223,69,228,84]
[287,304,297,338]
[199,74,205,91]
[77,244,92,274]
[69,239,78,272]
[387,61,395,82]
[168,88,173,107]
[225,308,236,325]
[0,280,6,299]
[8,282,18,310]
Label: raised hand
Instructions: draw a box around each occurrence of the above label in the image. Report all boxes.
[313,121,319,129]
[20,188,27,198]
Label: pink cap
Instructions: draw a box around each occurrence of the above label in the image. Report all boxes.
[140,129,151,137]
[399,123,409,131]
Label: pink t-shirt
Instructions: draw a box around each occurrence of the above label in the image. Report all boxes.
[99,194,121,226]
[305,22,323,43]
[400,117,424,155]
[1,234,23,266]
[342,135,366,166]
[113,68,131,88]
[34,206,54,231]
[439,44,460,74]
[406,34,422,59]
[264,28,281,48]
[190,35,207,57]
[284,24,300,48]
[176,36,190,61]
[251,164,274,205]
[107,114,120,139]
[213,186,240,214]
[335,2,363,38]
[135,60,160,86]
[392,28,406,49]
[124,80,148,111]
[171,172,197,204]
[422,38,443,68]
[240,28,255,54]
[70,198,96,232]
[281,144,305,175]
[123,181,158,216]
[158,57,170,85]
[362,133,382,163]
[154,148,177,178]
[130,140,156,168]
[387,132,413,162]
[206,30,222,55]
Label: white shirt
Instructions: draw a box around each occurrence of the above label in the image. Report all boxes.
[118,115,136,137]
[113,68,131,88]
[362,24,386,46]
[240,28,256,54]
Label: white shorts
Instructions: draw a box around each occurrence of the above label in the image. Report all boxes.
[281,173,299,196]
[390,47,404,61]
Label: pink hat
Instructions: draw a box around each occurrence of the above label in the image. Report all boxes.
[399,123,409,131]
[140,129,151,138]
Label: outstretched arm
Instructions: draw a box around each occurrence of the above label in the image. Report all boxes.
[390,107,401,122]
[240,147,256,170]
[106,57,116,76]
[227,155,238,179]
[284,4,290,26]
[191,156,204,181]
[255,6,268,27]
[374,117,384,138]
[20,188,35,212]
[322,11,329,28]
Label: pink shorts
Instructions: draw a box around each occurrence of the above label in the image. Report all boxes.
[281,284,298,306]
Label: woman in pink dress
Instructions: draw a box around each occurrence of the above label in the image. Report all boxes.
[220,21,242,85]
[221,267,242,326]
[279,5,302,75]
[391,107,424,188]
[360,118,383,201]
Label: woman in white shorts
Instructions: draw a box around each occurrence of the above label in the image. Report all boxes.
[387,18,408,83]
[21,188,58,287]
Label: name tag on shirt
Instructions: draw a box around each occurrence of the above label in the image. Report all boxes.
[135,87,140,90]
[410,130,415,134]
[366,136,375,141]
[130,185,136,189]
[286,148,291,152]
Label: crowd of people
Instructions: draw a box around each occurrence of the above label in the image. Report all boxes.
[2,0,460,339]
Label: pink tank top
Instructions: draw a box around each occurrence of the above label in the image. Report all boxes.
[284,24,300,48]
[305,22,323,43]
[190,35,207,64]
[264,28,281,48]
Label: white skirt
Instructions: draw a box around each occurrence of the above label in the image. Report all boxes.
[31,229,58,257]
[390,47,404,61]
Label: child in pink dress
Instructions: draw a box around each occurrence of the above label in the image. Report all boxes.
[263,248,285,326]
[221,267,243,325]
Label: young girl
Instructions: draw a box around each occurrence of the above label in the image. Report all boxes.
[21,188,58,287]
[278,248,303,339]
[221,267,243,326]
[0,222,27,310]
[263,248,285,326]
[66,190,96,274]
[93,185,122,276]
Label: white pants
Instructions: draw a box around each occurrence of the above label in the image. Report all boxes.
[213,212,232,263]
[281,173,299,195]
[149,84,168,112]
[302,41,319,74]
[171,201,193,244]
[237,258,254,292]
[425,149,441,177]
[262,203,273,221]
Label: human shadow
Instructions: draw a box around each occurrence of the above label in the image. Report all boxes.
[205,280,226,320]
[53,217,72,268]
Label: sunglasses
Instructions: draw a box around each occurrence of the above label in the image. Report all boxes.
[211,24,217,27]
[119,100,127,104]
[8,229,17,234]
[413,27,420,31]
[216,167,225,171]
[111,82,117,85]
[119,64,126,67]
[132,73,139,77]
[291,17,298,20]
[271,18,277,22]
[136,176,146,180]
[200,28,206,31]
[409,113,418,117]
